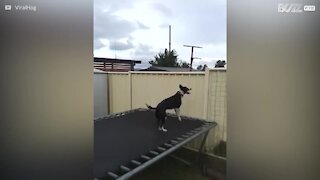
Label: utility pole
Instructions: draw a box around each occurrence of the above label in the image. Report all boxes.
[183,45,202,71]
[114,40,117,59]
[169,25,171,52]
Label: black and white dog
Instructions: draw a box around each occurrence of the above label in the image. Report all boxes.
[146,84,191,132]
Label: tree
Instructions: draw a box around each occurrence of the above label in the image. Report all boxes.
[180,61,190,68]
[197,65,203,71]
[202,64,208,70]
[149,49,179,67]
[149,49,190,68]
[215,60,226,68]
[196,64,207,71]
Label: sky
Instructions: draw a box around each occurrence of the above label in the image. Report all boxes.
[94,0,226,69]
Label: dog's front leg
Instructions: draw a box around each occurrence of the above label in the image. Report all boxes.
[174,108,181,121]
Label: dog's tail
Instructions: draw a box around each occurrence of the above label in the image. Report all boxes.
[146,104,156,110]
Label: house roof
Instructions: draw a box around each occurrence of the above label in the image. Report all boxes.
[94,57,142,64]
[94,57,142,72]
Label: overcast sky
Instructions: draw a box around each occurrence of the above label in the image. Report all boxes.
[94,0,226,69]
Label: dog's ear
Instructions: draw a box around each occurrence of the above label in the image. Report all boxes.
[179,84,183,89]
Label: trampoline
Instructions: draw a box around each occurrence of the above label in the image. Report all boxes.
[94,108,217,180]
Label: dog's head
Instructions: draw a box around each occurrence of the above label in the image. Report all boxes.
[179,84,191,95]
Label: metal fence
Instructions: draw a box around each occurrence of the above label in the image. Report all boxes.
[101,68,227,155]
[94,71,109,119]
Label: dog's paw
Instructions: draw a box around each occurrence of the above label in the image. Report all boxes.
[178,117,182,121]
[161,127,168,132]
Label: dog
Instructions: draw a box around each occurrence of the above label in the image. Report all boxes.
[146,84,191,132]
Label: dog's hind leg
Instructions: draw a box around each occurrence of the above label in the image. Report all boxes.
[159,117,167,132]
[174,108,182,121]
[157,118,162,130]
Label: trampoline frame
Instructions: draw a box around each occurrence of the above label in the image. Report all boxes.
[94,108,217,180]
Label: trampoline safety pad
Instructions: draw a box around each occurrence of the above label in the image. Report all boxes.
[94,108,217,180]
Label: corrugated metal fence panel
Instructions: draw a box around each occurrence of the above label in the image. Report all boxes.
[108,73,130,113]
[94,73,109,119]
[205,69,227,151]
[131,72,205,118]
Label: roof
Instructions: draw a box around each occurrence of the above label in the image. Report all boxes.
[94,57,142,72]
[140,66,199,72]
[94,57,142,64]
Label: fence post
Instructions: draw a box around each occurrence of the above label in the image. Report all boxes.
[128,71,132,110]
[203,67,210,119]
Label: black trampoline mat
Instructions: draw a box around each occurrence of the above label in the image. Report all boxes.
[94,109,206,178]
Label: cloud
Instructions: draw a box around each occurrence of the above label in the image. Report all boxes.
[94,1,151,52]
[94,0,226,61]
[132,44,156,59]
[136,21,149,29]
[152,3,173,17]
[158,23,170,28]
[94,0,139,51]
[109,39,134,51]
[161,0,226,45]
[94,0,134,12]
[94,10,137,41]
[130,44,157,69]
[94,39,105,50]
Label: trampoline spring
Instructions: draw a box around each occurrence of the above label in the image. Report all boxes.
[150,150,159,155]
[157,146,166,151]
[131,160,141,166]
[186,132,194,136]
[171,140,178,144]
[120,165,131,172]
[164,143,173,147]
[107,172,119,178]
[141,155,151,160]
[182,135,189,138]
[177,137,184,141]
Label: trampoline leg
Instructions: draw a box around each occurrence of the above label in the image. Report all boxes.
[196,131,210,163]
